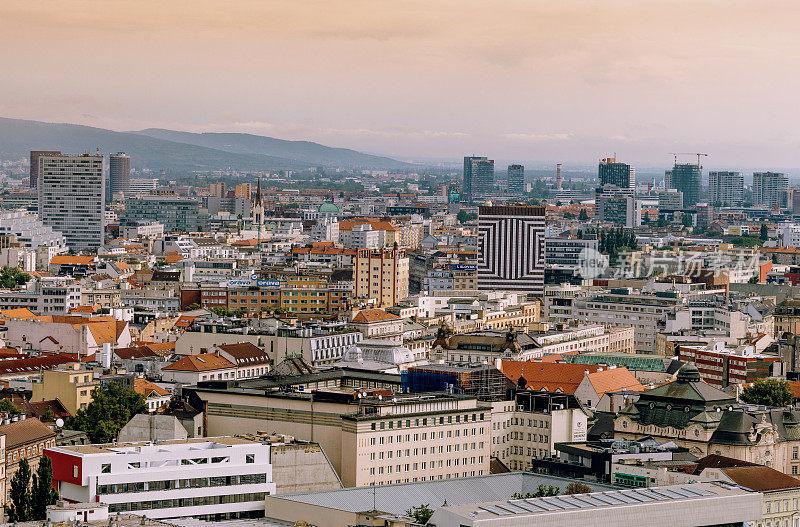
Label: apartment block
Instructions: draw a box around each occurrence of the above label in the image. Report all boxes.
[354,248,409,307]
[31,363,98,415]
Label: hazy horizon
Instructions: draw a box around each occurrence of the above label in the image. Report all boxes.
[3,1,800,169]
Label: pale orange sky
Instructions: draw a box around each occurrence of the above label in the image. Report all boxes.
[2,0,799,167]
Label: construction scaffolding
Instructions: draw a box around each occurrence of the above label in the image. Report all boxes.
[401,363,510,401]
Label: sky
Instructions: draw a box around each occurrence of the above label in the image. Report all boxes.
[2,0,800,169]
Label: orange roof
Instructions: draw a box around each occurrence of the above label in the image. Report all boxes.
[115,262,132,271]
[50,255,95,266]
[338,220,399,232]
[585,367,644,396]
[352,309,400,323]
[162,353,235,372]
[173,316,196,328]
[133,378,170,397]
[0,308,37,320]
[41,316,127,345]
[163,253,184,264]
[232,239,260,247]
[500,360,600,394]
[69,305,101,314]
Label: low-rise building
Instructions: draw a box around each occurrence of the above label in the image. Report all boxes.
[31,363,98,415]
[1,417,55,505]
[161,353,237,384]
[190,386,492,487]
[46,437,276,520]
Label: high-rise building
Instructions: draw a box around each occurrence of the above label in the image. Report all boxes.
[507,164,524,196]
[595,186,641,227]
[667,163,701,207]
[108,152,131,200]
[38,154,105,250]
[122,196,204,232]
[29,150,61,188]
[463,156,486,201]
[598,158,635,191]
[477,205,545,295]
[708,171,743,206]
[234,182,252,198]
[354,248,409,307]
[210,182,227,198]
[463,156,494,200]
[791,189,800,216]
[753,171,788,209]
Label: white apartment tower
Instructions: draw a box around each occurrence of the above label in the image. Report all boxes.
[753,171,788,209]
[708,171,743,206]
[38,154,105,250]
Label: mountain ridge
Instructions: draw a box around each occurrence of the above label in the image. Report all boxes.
[0,117,411,173]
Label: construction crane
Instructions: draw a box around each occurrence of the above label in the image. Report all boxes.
[669,152,708,167]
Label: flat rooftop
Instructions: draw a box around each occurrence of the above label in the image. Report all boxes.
[50,436,257,455]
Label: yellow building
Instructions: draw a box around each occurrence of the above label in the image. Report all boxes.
[234,182,252,198]
[31,363,98,415]
[354,248,409,307]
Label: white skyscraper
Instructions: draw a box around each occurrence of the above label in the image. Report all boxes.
[38,154,105,250]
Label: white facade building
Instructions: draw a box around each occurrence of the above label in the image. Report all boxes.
[0,209,67,251]
[38,154,105,250]
[46,437,276,520]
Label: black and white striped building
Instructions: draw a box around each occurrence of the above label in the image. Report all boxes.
[477,205,545,296]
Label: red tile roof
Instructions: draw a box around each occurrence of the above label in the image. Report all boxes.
[162,353,235,372]
[499,360,600,394]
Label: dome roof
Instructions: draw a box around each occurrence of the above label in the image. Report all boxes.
[676,362,702,383]
[318,202,341,214]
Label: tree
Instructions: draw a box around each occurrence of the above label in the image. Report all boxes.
[186,303,201,311]
[8,458,31,522]
[760,223,769,241]
[0,267,31,289]
[67,382,148,443]
[565,482,592,495]
[741,378,793,407]
[406,504,434,524]
[0,398,18,414]
[579,209,589,222]
[31,456,58,519]
[512,485,559,499]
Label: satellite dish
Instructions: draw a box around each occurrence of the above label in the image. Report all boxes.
[55,418,64,428]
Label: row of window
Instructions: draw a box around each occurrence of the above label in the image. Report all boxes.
[370,456,483,475]
[368,428,485,445]
[370,442,484,459]
[97,473,267,494]
[107,492,268,512]
[370,413,485,431]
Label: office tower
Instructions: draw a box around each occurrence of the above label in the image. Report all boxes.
[354,248,409,307]
[122,196,203,232]
[472,158,495,198]
[108,152,131,200]
[657,189,684,210]
[708,171,744,206]
[507,164,524,195]
[29,150,61,188]
[598,157,635,191]
[667,163,701,207]
[477,205,545,295]
[463,156,493,201]
[595,186,641,227]
[753,172,789,208]
[38,154,105,250]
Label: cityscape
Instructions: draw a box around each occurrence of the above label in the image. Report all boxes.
[2,2,800,527]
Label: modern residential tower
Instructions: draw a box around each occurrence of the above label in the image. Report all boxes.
[38,154,105,250]
[477,205,546,295]
[108,152,131,200]
[753,171,788,209]
[708,171,744,206]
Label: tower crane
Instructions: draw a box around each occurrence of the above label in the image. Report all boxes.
[669,153,708,167]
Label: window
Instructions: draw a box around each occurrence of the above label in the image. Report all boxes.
[245,454,255,464]
[73,465,79,478]
[101,464,111,473]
